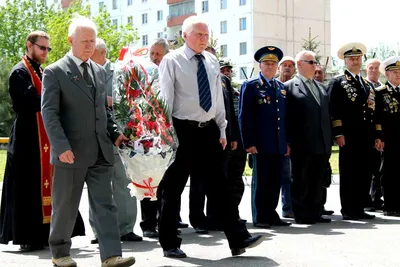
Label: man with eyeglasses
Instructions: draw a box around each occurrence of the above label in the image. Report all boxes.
[285,51,332,224]
[0,31,85,252]
[328,42,381,221]
[239,45,291,229]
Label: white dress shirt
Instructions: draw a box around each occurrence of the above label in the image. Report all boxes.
[159,44,227,139]
[69,52,94,81]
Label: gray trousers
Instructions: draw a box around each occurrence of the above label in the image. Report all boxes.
[49,160,122,261]
[89,153,137,237]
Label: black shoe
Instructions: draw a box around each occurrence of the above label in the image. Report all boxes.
[91,238,98,244]
[254,223,271,229]
[163,248,187,258]
[364,207,375,212]
[270,220,291,226]
[342,214,359,220]
[143,230,159,238]
[315,216,332,223]
[384,211,400,217]
[177,221,189,228]
[231,235,265,256]
[194,227,209,234]
[239,218,247,223]
[357,212,375,219]
[322,209,334,216]
[295,218,316,224]
[177,229,182,235]
[120,232,143,241]
[19,244,44,252]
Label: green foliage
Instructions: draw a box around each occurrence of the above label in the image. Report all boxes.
[301,27,322,63]
[365,42,399,61]
[0,58,14,137]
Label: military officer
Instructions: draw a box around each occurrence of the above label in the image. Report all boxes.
[239,46,291,228]
[328,42,381,220]
[375,56,400,217]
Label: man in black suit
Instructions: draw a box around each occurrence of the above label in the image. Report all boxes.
[285,50,332,224]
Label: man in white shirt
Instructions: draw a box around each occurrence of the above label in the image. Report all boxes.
[157,15,264,258]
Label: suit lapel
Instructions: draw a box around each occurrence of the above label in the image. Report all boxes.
[296,77,319,106]
[65,55,95,102]
[91,63,104,104]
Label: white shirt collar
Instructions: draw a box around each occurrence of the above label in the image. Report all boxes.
[69,52,92,68]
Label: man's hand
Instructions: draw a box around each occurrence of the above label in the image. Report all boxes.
[246,146,258,154]
[115,134,129,147]
[220,138,227,150]
[285,144,291,156]
[59,150,75,164]
[231,141,238,151]
[336,135,345,147]
[375,139,384,152]
[107,96,113,107]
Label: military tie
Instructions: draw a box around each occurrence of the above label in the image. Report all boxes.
[306,79,320,105]
[269,80,275,89]
[355,75,367,93]
[81,62,96,98]
[195,54,212,112]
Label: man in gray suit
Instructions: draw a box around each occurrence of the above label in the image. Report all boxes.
[41,17,135,267]
[89,38,142,244]
[285,50,332,224]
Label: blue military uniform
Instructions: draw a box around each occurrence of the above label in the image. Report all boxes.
[239,47,288,225]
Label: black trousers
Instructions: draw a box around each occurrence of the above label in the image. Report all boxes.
[381,147,400,212]
[158,118,250,250]
[291,153,329,220]
[339,143,375,215]
[369,150,383,208]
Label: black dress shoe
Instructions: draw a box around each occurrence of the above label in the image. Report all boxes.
[270,220,291,226]
[314,216,331,223]
[239,218,247,223]
[176,221,189,228]
[177,229,182,235]
[357,212,375,219]
[254,223,271,229]
[384,211,400,217]
[19,244,44,252]
[295,218,316,224]
[91,238,98,244]
[342,214,359,220]
[322,209,334,216]
[194,227,209,234]
[120,232,143,241]
[364,207,375,212]
[163,248,187,258]
[143,230,159,238]
[231,235,265,256]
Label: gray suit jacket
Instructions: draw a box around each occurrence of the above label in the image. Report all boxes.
[285,76,332,155]
[41,54,120,168]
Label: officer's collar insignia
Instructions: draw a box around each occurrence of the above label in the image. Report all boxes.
[281,90,286,95]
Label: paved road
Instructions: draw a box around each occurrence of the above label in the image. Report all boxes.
[1,177,399,267]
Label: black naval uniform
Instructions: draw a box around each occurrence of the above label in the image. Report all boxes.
[375,83,400,214]
[329,70,379,217]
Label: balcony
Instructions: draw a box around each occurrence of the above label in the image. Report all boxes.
[167,13,196,27]
[167,0,187,4]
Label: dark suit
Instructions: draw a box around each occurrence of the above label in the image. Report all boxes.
[285,76,332,220]
[328,70,378,216]
[41,54,122,261]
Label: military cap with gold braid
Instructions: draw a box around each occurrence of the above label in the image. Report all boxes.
[254,45,283,63]
[337,42,367,59]
[379,56,400,74]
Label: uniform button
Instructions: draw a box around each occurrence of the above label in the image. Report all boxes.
[363,111,366,113]
[278,118,280,120]
[363,104,366,106]
[364,118,366,120]
[276,100,278,102]
[277,109,280,111]
[278,127,280,130]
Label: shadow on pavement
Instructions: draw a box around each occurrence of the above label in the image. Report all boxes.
[161,255,279,267]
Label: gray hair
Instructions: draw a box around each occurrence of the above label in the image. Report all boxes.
[68,15,97,37]
[365,58,382,67]
[95,38,107,51]
[295,50,316,68]
[151,38,169,54]
[182,15,208,37]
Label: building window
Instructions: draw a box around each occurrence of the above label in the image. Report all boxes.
[142,13,148,24]
[202,0,208,13]
[112,0,117,9]
[127,16,133,25]
[142,0,147,2]
[220,0,227,9]
[239,17,247,31]
[157,32,163,38]
[99,1,104,11]
[220,45,227,57]
[169,1,195,18]
[239,42,247,55]
[112,19,118,28]
[239,0,246,6]
[127,0,132,6]
[142,35,148,46]
[157,10,163,21]
[239,67,248,79]
[53,0,57,3]
[220,21,227,34]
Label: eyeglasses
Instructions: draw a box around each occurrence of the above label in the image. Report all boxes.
[33,43,52,52]
[301,60,317,65]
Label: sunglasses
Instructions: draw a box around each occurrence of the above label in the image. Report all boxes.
[301,60,317,65]
[33,43,52,52]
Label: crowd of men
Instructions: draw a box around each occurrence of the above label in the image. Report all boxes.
[1,14,400,267]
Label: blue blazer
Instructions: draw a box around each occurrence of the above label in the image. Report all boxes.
[238,73,287,155]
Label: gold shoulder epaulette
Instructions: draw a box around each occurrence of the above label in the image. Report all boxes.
[375,85,387,91]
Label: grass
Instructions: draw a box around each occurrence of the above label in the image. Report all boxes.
[243,145,339,176]
[0,150,6,182]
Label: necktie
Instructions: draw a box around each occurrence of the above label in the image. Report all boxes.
[195,54,212,112]
[81,62,95,98]
[307,79,320,105]
[269,80,274,88]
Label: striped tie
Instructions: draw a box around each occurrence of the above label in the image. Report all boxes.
[195,54,212,112]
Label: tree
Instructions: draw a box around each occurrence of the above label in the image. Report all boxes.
[365,42,398,61]
[301,27,322,63]
[0,58,14,137]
